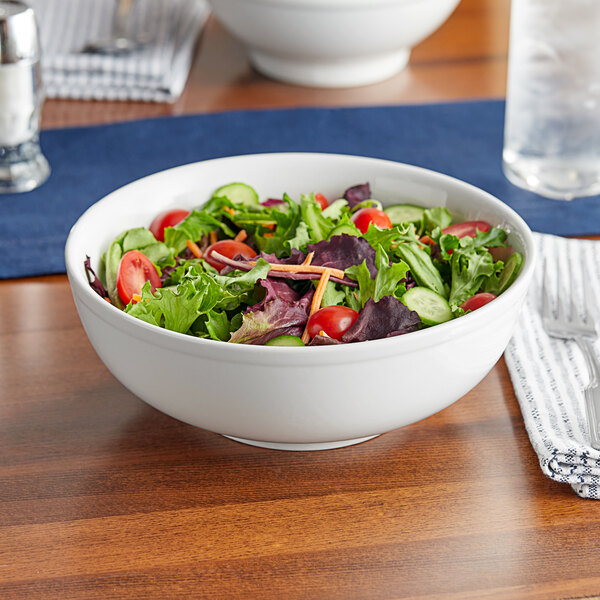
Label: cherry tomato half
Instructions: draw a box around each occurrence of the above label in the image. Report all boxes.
[116,250,162,305]
[306,306,359,341]
[204,240,257,272]
[149,208,190,242]
[315,193,329,210]
[351,207,392,234]
[460,292,497,312]
[442,220,491,238]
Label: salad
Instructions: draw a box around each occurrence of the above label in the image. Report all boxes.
[85,182,523,346]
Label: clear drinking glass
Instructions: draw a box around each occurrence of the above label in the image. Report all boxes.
[502,0,600,201]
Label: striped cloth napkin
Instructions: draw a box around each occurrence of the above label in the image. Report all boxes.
[505,232,600,499]
[29,0,209,102]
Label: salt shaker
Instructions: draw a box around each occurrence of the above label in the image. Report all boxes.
[0,1,49,193]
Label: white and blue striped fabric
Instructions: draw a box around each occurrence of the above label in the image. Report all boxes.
[505,232,600,499]
[28,0,209,102]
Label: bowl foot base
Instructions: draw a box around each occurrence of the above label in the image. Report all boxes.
[248,48,410,88]
[223,434,380,451]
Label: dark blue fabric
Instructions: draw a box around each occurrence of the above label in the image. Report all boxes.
[1,99,599,278]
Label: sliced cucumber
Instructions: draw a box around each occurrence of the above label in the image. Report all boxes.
[265,335,305,347]
[385,203,425,225]
[329,223,360,238]
[498,252,523,293]
[213,182,259,207]
[402,286,453,326]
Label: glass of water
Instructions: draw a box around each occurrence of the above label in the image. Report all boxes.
[502,0,600,201]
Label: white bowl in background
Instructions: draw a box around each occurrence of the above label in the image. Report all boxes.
[207,0,461,87]
[66,153,535,451]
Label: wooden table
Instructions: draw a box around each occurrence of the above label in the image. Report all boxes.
[3,1,600,598]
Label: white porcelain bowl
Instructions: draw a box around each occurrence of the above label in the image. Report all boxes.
[66,153,535,451]
[207,0,461,87]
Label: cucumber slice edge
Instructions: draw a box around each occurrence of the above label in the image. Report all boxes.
[402,286,453,326]
[265,335,306,347]
[213,182,259,207]
[498,252,523,293]
[385,203,425,225]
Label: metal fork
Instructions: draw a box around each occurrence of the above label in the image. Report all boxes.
[542,259,600,450]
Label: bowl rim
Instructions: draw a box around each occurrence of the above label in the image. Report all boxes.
[65,152,537,363]
[209,0,458,9]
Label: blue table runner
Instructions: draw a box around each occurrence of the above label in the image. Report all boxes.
[2,100,599,279]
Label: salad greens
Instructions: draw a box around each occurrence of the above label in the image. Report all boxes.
[85,182,523,346]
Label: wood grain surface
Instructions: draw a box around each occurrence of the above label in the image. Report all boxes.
[41,0,510,129]
[3,1,600,598]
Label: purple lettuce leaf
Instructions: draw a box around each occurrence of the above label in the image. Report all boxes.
[229,289,313,345]
[308,234,377,278]
[308,334,342,346]
[259,248,306,265]
[218,251,261,275]
[160,253,188,283]
[404,271,416,290]
[250,279,300,311]
[341,296,421,342]
[343,183,371,209]
[84,256,109,299]
[261,198,286,207]
[160,263,178,284]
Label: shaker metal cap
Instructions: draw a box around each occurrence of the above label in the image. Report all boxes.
[0,1,40,64]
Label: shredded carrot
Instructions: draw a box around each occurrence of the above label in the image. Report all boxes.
[234,229,247,243]
[264,223,276,230]
[310,268,332,315]
[132,293,142,303]
[186,239,203,259]
[301,329,311,345]
[302,252,315,266]
[210,231,218,245]
[301,268,332,343]
[263,232,274,238]
[248,261,344,279]
[103,297,112,305]
[223,206,236,217]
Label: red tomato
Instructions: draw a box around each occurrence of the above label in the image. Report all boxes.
[306,306,359,341]
[442,220,491,238]
[460,292,497,312]
[204,240,257,272]
[315,193,329,210]
[351,208,392,234]
[149,208,190,242]
[116,250,162,305]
